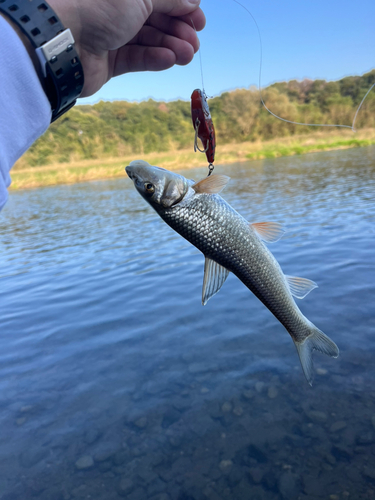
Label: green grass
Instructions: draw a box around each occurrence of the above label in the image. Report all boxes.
[245,138,374,161]
[10,130,375,191]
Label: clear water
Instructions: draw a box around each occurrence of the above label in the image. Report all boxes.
[1,146,375,500]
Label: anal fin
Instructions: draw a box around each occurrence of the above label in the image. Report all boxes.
[202,257,230,305]
[286,275,318,299]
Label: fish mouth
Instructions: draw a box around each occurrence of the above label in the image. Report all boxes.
[125,166,147,193]
[125,166,141,184]
[125,166,133,180]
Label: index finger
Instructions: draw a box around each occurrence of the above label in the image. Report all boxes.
[151,0,202,17]
[178,8,206,31]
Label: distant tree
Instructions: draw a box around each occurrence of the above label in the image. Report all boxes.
[15,70,375,169]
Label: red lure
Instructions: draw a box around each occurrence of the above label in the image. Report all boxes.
[191,89,216,165]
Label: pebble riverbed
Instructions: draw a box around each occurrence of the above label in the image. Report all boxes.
[3,352,375,500]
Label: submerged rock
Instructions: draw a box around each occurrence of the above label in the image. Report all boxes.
[330,421,347,433]
[148,494,170,500]
[134,417,148,429]
[84,428,101,445]
[233,405,244,417]
[255,382,265,393]
[188,362,218,374]
[75,455,94,470]
[278,472,300,499]
[20,405,34,413]
[249,467,264,484]
[113,449,129,466]
[206,400,221,419]
[306,410,328,423]
[219,459,233,475]
[93,444,121,463]
[162,407,181,428]
[356,432,374,445]
[267,386,278,399]
[242,389,255,400]
[221,401,232,413]
[20,448,48,468]
[98,461,112,473]
[363,466,375,480]
[325,453,336,465]
[332,443,353,459]
[117,477,135,497]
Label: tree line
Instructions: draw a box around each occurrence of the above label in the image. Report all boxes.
[17,70,375,168]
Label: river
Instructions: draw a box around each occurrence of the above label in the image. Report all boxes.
[1,146,375,499]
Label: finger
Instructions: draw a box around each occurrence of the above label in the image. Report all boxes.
[178,8,206,31]
[129,25,195,65]
[146,13,200,52]
[151,0,201,17]
[112,45,178,75]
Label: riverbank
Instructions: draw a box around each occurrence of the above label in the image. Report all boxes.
[10,128,375,190]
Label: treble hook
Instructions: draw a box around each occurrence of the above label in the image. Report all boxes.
[194,118,209,153]
[193,116,214,177]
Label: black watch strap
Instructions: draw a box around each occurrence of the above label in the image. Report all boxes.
[0,0,84,122]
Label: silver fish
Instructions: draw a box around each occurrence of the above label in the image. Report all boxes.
[126,160,339,384]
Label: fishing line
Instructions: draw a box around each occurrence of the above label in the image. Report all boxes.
[190,17,216,176]
[232,0,374,132]
[351,82,375,130]
[190,17,207,97]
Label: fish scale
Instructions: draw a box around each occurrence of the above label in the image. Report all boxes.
[126,160,339,385]
[162,193,307,339]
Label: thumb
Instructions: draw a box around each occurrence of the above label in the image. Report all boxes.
[151,0,201,17]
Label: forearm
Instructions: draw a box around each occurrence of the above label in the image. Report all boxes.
[0,11,45,90]
[0,14,51,210]
[0,0,204,212]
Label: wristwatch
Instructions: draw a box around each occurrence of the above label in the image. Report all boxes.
[0,0,84,122]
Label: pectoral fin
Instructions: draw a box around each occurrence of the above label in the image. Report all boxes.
[192,175,230,194]
[250,222,285,243]
[202,257,230,305]
[285,275,318,299]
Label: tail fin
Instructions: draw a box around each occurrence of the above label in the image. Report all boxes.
[294,324,339,386]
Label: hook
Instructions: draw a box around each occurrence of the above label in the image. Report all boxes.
[194,118,209,153]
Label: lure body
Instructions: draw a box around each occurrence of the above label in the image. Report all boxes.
[191,89,216,164]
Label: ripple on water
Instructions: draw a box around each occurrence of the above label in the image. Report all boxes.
[0,147,375,498]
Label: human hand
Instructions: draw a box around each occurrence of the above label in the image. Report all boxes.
[47,0,206,98]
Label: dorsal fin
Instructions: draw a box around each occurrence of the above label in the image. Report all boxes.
[192,175,230,194]
[251,222,285,243]
[285,275,318,299]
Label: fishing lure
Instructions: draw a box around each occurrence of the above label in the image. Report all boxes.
[191,89,216,173]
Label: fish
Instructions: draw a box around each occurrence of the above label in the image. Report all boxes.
[191,89,216,165]
[125,160,339,384]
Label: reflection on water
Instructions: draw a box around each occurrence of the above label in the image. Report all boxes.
[0,147,375,499]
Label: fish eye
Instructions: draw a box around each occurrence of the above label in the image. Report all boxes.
[144,182,155,194]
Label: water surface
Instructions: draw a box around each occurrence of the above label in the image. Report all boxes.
[1,147,375,499]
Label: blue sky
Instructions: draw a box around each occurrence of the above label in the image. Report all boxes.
[79,0,375,105]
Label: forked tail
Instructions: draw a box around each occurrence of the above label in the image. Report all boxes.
[294,323,339,385]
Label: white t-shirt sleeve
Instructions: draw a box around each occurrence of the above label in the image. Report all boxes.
[0,16,51,211]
